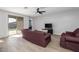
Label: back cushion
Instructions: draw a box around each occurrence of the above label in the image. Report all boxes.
[34,30,46,35]
[75,32,79,37]
[74,28,79,34]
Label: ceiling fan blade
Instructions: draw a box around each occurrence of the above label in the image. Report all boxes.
[43,11,46,12]
[37,8,39,12]
[36,8,46,15]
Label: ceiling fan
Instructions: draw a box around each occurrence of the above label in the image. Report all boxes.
[36,8,46,14]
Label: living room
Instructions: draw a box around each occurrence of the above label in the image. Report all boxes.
[0,0,79,59]
[0,7,79,52]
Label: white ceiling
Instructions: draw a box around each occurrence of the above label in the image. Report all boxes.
[0,7,78,17]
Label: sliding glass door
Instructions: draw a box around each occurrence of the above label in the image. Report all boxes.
[8,17,17,35]
[8,15,24,36]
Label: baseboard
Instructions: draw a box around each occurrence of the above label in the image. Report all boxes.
[53,33,61,36]
[0,35,9,39]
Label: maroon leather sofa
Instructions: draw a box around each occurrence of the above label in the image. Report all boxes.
[60,28,79,51]
[21,29,51,47]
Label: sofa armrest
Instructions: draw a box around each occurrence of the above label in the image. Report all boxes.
[44,33,51,39]
[61,33,65,36]
[66,36,79,43]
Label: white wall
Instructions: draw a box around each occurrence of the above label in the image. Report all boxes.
[33,9,79,35]
[0,10,8,38]
[24,16,29,29]
[0,10,29,38]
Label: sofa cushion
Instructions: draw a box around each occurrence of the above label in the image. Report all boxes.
[66,32,75,36]
[34,30,47,35]
[74,28,79,34]
[75,32,79,37]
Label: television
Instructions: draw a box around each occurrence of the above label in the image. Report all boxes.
[45,23,52,28]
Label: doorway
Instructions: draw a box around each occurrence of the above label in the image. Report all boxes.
[8,15,24,36]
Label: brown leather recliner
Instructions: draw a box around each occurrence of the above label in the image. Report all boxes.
[60,28,79,52]
[21,29,51,47]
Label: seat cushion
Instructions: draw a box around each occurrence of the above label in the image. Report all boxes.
[66,41,79,51]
